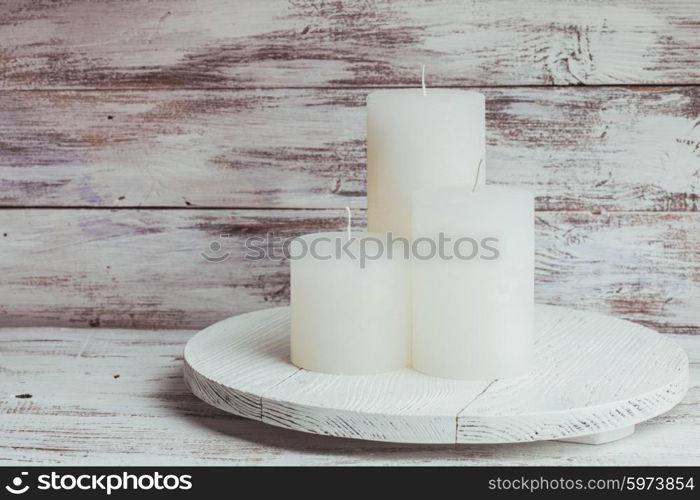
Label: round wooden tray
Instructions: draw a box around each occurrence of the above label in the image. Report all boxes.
[183,305,688,444]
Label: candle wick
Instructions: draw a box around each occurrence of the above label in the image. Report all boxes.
[345,206,352,239]
[421,64,427,96]
[472,159,483,192]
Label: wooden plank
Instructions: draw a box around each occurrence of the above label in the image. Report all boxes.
[456,307,688,442]
[1,0,698,89]
[0,208,349,329]
[184,307,299,420]
[0,209,697,332]
[1,328,698,464]
[262,367,488,444]
[535,211,700,333]
[1,87,698,211]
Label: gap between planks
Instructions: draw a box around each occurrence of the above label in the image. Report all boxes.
[259,368,302,420]
[4,84,700,92]
[453,379,498,443]
[0,207,696,215]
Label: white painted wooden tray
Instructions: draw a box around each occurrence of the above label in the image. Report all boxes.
[183,305,688,445]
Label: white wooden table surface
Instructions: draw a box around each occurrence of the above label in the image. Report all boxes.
[1,327,698,466]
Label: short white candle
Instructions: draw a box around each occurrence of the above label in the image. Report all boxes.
[290,230,410,374]
[411,184,534,380]
[367,87,485,237]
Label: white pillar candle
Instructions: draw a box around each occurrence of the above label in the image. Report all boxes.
[367,88,485,237]
[411,185,534,380]
[290,231,410,374]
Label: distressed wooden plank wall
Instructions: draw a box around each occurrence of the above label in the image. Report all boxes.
[0,0,698,332]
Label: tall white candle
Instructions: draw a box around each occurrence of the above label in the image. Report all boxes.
[367,88,485,237]
[411,185,534,380]
[290,231,410,374]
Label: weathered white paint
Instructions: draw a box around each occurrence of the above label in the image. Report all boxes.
[0,326,697,465]
[0,2,697,335]
[0,0,697,89]
[0,88,697,211]
[456,309,689,443]
[0,209,697,332]
[184,307,297,420]
[183,305,688,444]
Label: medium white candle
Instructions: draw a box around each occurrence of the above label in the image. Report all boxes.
[290,230,410,374]
[367,85,485,237]
[411,184,534,380]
